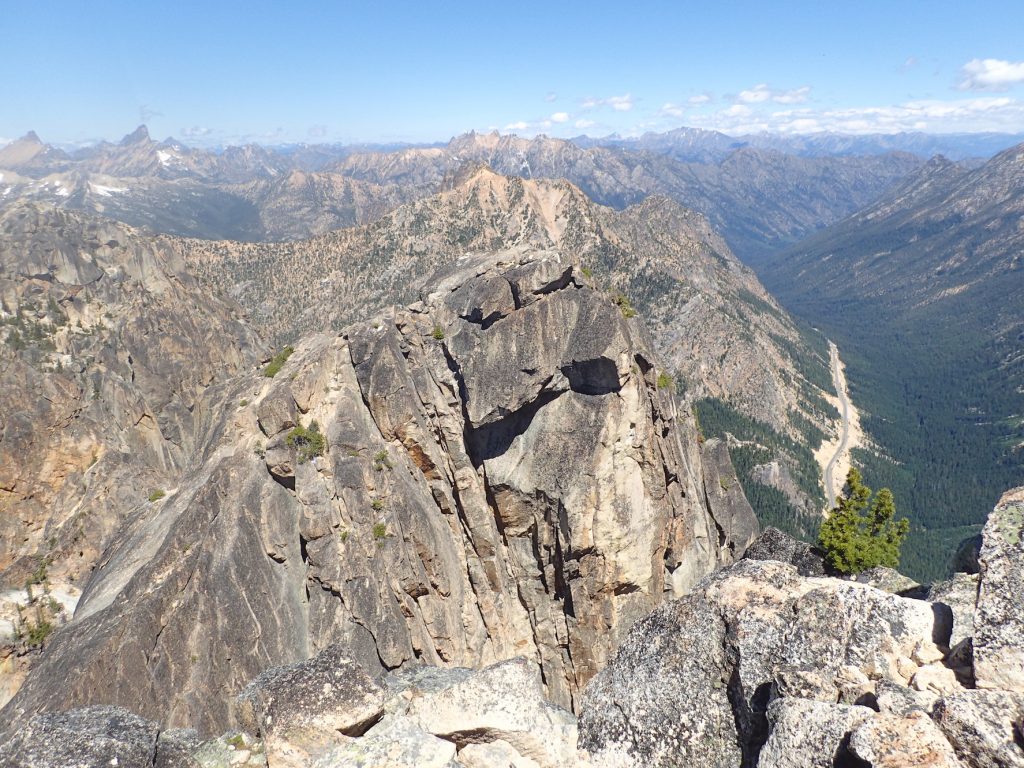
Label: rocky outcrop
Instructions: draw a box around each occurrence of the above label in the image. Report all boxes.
[0,705,160,768]
[578,558,953,766]
[974,487,1024,692]
[701,438,760,560]
[0,203,263,591]
[579,487,1024,768]
[0,248,755,736]
[4,486,1023,766]
[234,644,384,767]
[742,525,828,576]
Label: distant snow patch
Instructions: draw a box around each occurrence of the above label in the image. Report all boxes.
[90,182,128,197]
[2,187,11,196]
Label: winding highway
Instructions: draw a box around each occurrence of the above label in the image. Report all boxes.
[823,341,852,509]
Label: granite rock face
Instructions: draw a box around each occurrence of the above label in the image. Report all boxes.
[579,487,1024,768]
[973,487,1024,693]
[0,705,159,768]
[0,248,756,736]
[0,203,264,590]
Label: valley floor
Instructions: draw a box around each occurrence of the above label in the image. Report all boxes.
[814,341,863,510]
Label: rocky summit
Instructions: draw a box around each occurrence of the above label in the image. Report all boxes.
[0,247,757,740]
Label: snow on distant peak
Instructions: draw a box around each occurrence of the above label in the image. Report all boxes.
[90,182,128,197]
[156,149,186,169]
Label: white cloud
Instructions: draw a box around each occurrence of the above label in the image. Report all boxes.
[545,92,558,102]
[738,84,772,103]
[684,95,1024,135]
[773,87,811,104]
[958,58,1024,91]
[551,111,570,123]
[738,84,811,105]
[688,94,712,105]
[580,93,634,112]
[504,121,529,131]
[608,94,633,111]
[660,102,685,118]
[574,118,595,129]
[722,104,753,117]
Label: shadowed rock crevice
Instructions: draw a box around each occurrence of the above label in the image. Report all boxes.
[559,357,622,396]
[465,389,562,466]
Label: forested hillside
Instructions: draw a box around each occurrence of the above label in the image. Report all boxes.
[760,145,1024,580]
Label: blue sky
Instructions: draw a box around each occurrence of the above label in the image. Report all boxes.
[3,0,1024,147]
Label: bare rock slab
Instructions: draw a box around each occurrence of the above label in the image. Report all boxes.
[0,705,159,768]
[974,487,1024,693]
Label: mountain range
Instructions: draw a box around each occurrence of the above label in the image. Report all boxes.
[1,122,1024,767]
[3,127,926,261]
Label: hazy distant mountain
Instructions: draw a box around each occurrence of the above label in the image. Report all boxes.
[0,127,424,240]
[586,128,1024,162]
[329,131,924,262]
[2,128,925,260]
[759,142,1024,578]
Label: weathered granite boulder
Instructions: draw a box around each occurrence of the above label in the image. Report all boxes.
[579,558,957,767]
[848,711,965,767]
[933,690,1024,768]
[153,729,202,768]
[858,566,925,598]
[313,716,457,768]
[757,698,873,768]
[187,732,267,768]
[402,657,577,768]
[0,705,159,768]
[928,573,980,651]
[973,487,1024,693]
[234,644,384,767]
[742,526,827,576]
[952,534,983,575]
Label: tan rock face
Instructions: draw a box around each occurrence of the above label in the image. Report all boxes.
[0,249,756,737]
[974,487,1024,693]
[0,203,264,587]
[181,169,836,456]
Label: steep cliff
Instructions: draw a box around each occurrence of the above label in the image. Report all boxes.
[0,202,264,589]
[0,248,757,737]
[181,169,838,524]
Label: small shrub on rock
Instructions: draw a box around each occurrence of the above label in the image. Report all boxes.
[263,346,294,378]
[286,420,325,464]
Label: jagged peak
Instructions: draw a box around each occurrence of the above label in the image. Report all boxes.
[20,130,43,145]
[119,125,151,146]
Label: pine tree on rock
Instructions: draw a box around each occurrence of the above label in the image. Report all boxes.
[818,468,909,574]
